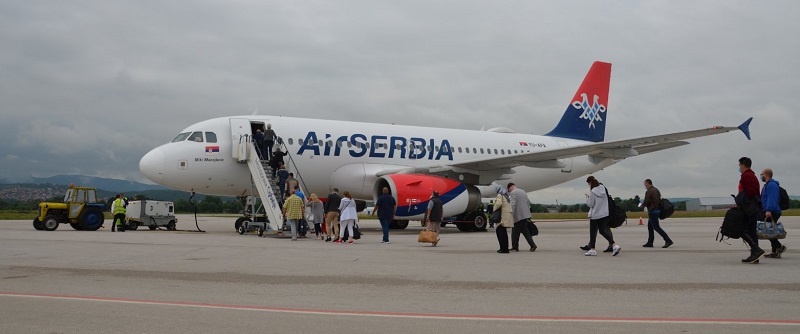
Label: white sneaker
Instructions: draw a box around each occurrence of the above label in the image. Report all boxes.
[584,249,597,256]
[612,244,621,256]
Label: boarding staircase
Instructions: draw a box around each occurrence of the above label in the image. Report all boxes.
[236,135,311,234]
[237,135,284,233]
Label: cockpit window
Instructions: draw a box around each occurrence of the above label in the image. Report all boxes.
[171,132,191,142]
[188,132,203,142]
[205,132,217,143]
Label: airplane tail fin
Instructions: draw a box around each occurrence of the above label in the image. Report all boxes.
[545,61,612,143]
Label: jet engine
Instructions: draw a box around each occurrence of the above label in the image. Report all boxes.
[373,174,482,221]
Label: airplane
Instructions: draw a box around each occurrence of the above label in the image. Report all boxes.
[139,61,753,232]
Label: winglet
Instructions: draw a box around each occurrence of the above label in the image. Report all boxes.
[738,117,753,140]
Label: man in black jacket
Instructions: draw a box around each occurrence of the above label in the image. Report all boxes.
[324,188,342,242]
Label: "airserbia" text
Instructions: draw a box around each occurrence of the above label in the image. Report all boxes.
[296,132,454,161]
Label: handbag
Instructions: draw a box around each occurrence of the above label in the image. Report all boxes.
[757,219,787,240]
[352,223,361,239]
[418,230,437,243]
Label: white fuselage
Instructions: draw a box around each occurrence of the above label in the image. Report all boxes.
[139,116,616,200]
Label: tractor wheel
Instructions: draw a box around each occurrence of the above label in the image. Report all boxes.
[257,227,264,237]
[237,224,246,235]
[43,215,60,231]
[148,225,157,230]
[78,208,104,231]
[32,218,45,231]
[127,221,139,230]
[69,223,84,230]
[167,220,176,231]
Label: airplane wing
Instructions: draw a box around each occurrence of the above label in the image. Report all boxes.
[378,118,752,178]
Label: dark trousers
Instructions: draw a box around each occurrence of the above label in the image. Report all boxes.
[511,220,535,249]
[768,212,783,252]
[113,213,126,232]
[496,225,509,252]
[378,216,391,242]
[264,141,274,160]
[646,211,671,245]
[589,217,614,249]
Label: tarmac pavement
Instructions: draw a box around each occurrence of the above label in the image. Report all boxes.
[1,215,798,333]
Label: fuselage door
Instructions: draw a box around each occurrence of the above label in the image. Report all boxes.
[230,118,252,159]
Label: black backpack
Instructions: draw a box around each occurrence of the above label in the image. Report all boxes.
[717,207,745,242]
[605,186,627,228]
[778,186,790,211]
[659,198,675,220]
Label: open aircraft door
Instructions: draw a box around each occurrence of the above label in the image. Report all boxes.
[556,140,573,173]
[230,118,252,160]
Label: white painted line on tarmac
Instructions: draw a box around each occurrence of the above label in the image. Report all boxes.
[2,292,799,326]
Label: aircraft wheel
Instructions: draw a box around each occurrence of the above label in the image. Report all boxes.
[32,218,45,230]
[456,222,472,232]
[389,220,409,229]
[234,217,249,231]
[472,215,487,232]
[43,215,60,231]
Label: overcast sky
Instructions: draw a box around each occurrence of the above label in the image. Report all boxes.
[1,1,798,203]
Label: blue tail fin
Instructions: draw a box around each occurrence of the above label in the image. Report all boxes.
[545,61,612,143]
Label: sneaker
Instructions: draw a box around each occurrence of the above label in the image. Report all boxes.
[432,238,439,247]
[612,244,621,256]
[742,249,765,263]
[384,241,390,244]
[584,249,597,256]
[348,240,354,244]
[603,246,613,253]
[325,237,331,242]
[333,239,342,244]
[778,245,788,256]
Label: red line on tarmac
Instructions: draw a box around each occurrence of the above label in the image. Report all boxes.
[1,292,799,326]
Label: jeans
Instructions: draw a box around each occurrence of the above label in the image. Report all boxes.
[264,141,274,160]
[646,210,671,245]
[287,219,299,240]
[378,216,391,242]
[511,220,535,249]
[589,217,614,249]
[496,225,509,252]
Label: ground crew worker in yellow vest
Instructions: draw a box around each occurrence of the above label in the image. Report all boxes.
[111,194,127,232]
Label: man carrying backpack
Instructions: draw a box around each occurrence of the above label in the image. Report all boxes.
[641,179,673,248]
[761,168,788,258]
[737,157,765,264]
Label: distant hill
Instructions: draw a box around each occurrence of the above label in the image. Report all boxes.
[1,175,169,193]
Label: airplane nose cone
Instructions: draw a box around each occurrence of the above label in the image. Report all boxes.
[139,147,165,184]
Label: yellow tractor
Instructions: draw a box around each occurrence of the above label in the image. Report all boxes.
[33,185,106,231]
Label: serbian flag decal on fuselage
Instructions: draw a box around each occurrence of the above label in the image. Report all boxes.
[205,146,220,155]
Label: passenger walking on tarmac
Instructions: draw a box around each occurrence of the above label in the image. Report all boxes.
[324,188,342,242]
[283,190,304,241]
[263,124,277,160]
[276,165,289,197]
[306,193,325,240]
[582,176,621,256]
[286,173,298,198]
[253,129,265,160]
[425,191,443,247]
[737,157,765,263]
[372,187,396,244]
[508,183,536,252]
[761,168,788,258]
[641,179,673,249]
[335,191,358,244]
[492,184,513,253]
[111,194,127,232]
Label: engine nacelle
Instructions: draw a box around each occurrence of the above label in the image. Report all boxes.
[373,174,481,220]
